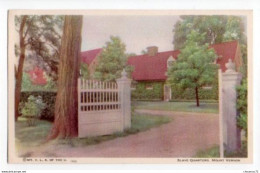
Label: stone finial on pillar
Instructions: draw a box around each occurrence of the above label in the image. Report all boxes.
[225,59,236,73]
[116,69,132,129]
[120,69,128,79]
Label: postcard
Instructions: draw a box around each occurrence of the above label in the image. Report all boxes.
[8,10,253,164]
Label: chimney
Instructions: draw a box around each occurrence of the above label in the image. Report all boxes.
[147,46,158,56]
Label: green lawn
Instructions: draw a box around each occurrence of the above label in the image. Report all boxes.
[195,145,220,158]
[15,113,171,148]
[133,101,219,114]
[15,117,52,147]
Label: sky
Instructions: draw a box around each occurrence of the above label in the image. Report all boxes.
[81,15,180,54]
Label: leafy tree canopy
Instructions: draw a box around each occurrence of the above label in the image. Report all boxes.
[15,15,64,80]
[168,30,218,106]
[173,15,246,49]
[21,72,57,91]
[141,49,148,55]
[80,63,89,79]
[93,36,130,81]
[173,15,247,77]
[223,16,248,74]
[223,16,246,42]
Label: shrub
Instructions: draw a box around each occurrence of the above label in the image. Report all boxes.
[20,91,56,121]
[237,79,247,137]
[19,95,46,126]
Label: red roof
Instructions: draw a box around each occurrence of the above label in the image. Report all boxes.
[212,40,238,72]
[81,48,102,65]
[128,50,180,81]
[127,40,239,81]
[27,67,47,85]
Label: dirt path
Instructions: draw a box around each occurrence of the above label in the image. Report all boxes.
[21,110,219,158]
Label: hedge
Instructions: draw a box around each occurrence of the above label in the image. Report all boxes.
[20,91,56,121]
[131,81,218,101]
[131,82,164,100]
[20,82,218,121]
[171,85,218,100]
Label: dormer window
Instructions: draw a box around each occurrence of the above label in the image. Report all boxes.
[167,56,175,68]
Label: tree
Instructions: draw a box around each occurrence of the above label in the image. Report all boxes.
[47,15,83,139]
[93,36,127,81]
[14,15,63,121]
[21,71,56,91]
[15,15,63,78]
[21,73,34,91]
[15,15,28,121]
[173,15,246,50]
[223,16,248,77]
[141,49,148,55]
[43,73,57,90]
[167,30,218,106]
[223,16,245,42]
[80,63,89,79]
[126,53,137,57]
[173,15,248,79]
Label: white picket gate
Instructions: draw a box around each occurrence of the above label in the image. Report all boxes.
[78,70,131,138]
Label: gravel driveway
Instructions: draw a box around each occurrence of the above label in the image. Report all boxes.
[24,109,219,158]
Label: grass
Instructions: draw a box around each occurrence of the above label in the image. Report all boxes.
[15,117,52,147]
[195,145,220,158]
[15,113,171,148]
[195,141,248,158]
[225,141,248,158]
[133,101,219,114]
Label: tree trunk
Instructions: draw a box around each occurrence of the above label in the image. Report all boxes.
[195,86,200,107]
[47,16,83,139]
[15,16,27,121]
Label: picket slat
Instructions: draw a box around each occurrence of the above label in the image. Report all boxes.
[78,79,120,112]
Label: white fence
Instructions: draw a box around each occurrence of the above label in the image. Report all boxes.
[78,70,131,138]
[78,80,120,112]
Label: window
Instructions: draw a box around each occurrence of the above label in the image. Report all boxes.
[167,61,174,67]
[167,56,175,68]
[146,83,153,90]
[202,85,213,90]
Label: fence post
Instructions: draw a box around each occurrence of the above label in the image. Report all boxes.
[117,69,131,129]
[218,69,224,158]
[221,59,242,153]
